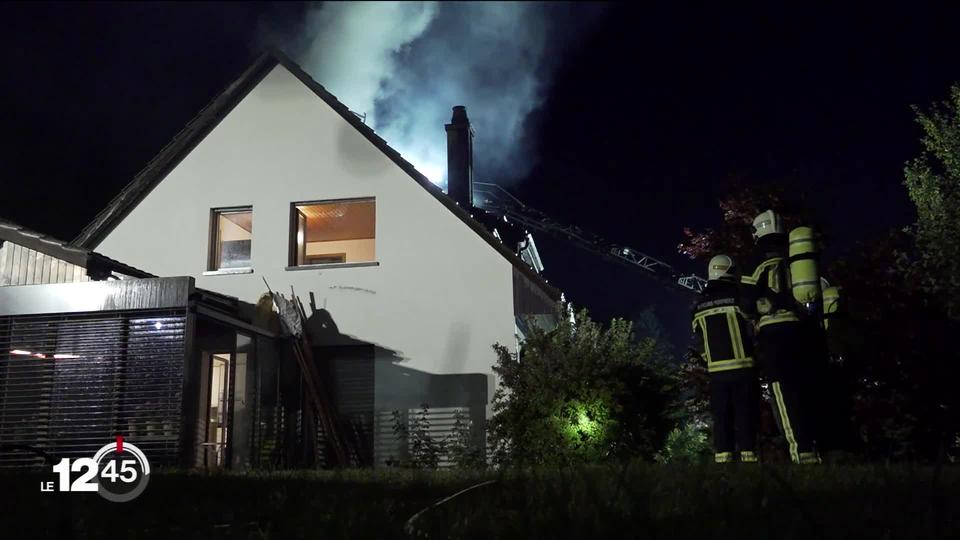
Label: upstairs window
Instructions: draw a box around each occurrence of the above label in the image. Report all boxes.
[290,198,376,267]
[209,207,253,271]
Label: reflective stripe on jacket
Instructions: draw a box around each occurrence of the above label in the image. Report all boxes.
[692,280,755,373]
[758,309,800,329]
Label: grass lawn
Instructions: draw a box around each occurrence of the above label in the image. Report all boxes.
[1,463,957,539]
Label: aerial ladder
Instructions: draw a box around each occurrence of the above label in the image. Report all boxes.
[473,182,707,294]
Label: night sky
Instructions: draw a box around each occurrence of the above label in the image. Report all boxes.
[2,3,958,351]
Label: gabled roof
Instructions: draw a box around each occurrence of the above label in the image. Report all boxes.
[0,217,154,279]
[72,50,560,302]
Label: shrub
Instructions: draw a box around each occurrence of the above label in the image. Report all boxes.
[448,408,486,469]
[654,422,710,464]
[488,309,678,466]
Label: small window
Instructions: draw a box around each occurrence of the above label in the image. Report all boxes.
[209,207,253,271]
[291,198,375,266]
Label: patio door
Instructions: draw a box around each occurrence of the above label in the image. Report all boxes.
[204,352,231,468]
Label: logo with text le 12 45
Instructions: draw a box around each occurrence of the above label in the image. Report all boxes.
[41,436,150,503]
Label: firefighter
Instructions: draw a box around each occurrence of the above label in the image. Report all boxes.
[816,280,852,456]
[692,254,760,464]
[741,210,821,464]
[821,281,843,361]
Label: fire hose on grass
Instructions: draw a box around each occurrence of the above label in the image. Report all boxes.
[404,479,498,538]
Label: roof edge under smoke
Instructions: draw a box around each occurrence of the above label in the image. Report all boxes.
[70,50,560,301]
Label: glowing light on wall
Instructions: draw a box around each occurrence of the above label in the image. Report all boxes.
[11,349,31,356]
[154,322,164,330]
[53,354,80,359]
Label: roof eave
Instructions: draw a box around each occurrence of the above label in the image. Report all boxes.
[0,218,155,279]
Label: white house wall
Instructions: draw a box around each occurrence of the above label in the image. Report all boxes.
[94,64,517,417]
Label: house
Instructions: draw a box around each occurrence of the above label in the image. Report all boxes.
[0,51,559,468]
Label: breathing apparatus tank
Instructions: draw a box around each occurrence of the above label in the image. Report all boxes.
[822,285,841,331]
[788,226,822,315]
[821,282,844,364]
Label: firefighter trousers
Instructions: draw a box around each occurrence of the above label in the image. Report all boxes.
[709,368,760,463]
[769,378,819,463]
[758,321,820,464]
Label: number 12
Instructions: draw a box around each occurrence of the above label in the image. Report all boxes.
[51,458,99,492]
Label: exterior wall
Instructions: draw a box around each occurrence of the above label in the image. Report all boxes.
[94,65,518,421]
[0,241,90,286]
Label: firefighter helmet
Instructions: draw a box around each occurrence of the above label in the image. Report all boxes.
[752,210,784,239]
[708,254,738,281]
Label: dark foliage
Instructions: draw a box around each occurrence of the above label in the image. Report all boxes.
[488,310,679,466]
[678,174,821,263]
[830,229,959,461]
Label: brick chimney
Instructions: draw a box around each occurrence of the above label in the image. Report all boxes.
[445,105,474,207]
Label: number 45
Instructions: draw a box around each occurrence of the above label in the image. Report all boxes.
[101,459,138,483]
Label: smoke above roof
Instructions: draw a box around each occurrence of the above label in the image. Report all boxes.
[261,2,604,188]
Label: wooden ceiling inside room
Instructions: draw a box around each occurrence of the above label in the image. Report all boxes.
[298,200,375,242]
[222,211,252,233]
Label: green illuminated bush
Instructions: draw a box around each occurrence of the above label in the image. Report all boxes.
[489,309,678,466]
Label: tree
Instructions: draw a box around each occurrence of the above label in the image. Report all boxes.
[677,174,818,263]
[488,310,678,466]
[904,83,960,322]
[897,83,960,460]
[632,305,680,370]
[830,229,957,461]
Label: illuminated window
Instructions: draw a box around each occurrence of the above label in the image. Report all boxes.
[290,198,376,266]
[209,207,253,270]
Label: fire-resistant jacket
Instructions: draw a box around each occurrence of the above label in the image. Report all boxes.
[692,279,756,372]
[741,233,799,328]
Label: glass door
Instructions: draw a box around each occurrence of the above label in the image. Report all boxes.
[205,353,231,468]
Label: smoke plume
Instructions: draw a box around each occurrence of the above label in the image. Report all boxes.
[264,2,603,187]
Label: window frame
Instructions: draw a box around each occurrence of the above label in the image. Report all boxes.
[207,206,254,273]
[287,197,378,269]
